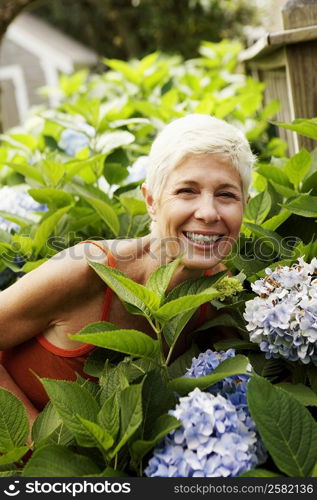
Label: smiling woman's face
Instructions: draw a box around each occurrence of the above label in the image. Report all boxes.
[144,153,244,270]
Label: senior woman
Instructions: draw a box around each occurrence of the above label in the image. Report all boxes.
[0,113,255,425]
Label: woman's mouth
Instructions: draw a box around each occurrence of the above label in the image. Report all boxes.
[182,231,225,248]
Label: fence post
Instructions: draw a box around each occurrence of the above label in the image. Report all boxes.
[282,0,317,151]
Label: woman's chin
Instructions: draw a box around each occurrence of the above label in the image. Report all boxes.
[180,236,231,270]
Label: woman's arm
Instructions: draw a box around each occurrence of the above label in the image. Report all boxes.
[0,242,108,349]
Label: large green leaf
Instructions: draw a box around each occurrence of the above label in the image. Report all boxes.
[169,355,250,395]
[276,383,317,407]
[33,205,72,256]
[22,445,101,477]
[153,291,220,323]
[0,388,29,453]
[244,189,271,224]
[247,376,317,477]
[88,261,160,318]
[70,322,160,361]
[98,393,120,441]
[32,403,73,447]
[0,210,34,228]
[280,195,317,217]
[256,164,292,187]
[274,118,317,140]
[243,222,292,257]
[0,161,44,184]
[77,417,114,452]
[111,382,144,456]
[283,150,312,190]
[146,254,184,302]
[0,447,29,465]
[39,379,100,447]
[29,188,73,209]
[83,197,119,236]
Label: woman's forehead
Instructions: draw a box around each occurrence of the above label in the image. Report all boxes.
[168,153,241,186]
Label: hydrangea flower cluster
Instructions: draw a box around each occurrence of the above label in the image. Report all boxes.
[145,388,258,477]
[244,257,317,365]
[0,186,46,232]
[145,349,266,477]
[58,124,94,156]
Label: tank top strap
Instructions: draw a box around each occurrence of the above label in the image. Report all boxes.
[78,239,117,268]
[78,240,116,321]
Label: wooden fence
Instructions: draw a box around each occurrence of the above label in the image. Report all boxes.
[241,0,317,155]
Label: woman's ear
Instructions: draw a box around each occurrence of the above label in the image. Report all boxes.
[141,183,157,220]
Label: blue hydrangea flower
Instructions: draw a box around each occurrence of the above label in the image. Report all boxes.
[58,124,94,156]
[125,155,148,184]
[145,388,259,477]
[0,186,46,232]
[244,258,317,365]
[184,349,266,463]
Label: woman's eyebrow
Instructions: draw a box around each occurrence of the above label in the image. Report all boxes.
[175,180,241,191]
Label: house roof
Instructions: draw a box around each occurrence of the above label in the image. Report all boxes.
[6,12,98,72]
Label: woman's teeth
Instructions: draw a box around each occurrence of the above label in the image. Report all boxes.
[184,231,223,244]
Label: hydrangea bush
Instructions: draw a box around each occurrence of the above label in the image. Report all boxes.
[244,258,317,365]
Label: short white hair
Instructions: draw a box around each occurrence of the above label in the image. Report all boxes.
[145,114,256,201]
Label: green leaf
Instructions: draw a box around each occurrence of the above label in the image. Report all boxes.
[32,403,73,447]
[0,447,29,465]
[262,210,291,231]
[70,322,160,361]
[83,197,119,236]
[88,261,160,318]
[131,414,180,463]
[146,254,184,301]
[111,382,143,456]
[247,376,317,477]
[119,196,147,216]
[77,416,114,452]
[98,393,120,441]
[239,469,282,477]
[276,383,317,407]
[280,195,317,217]
[0,388,29,453]
[256,164,292,187]
[41,159,65,187]
[169,355,250,396]
[244,189,271,224]
[243,222,291,256]
[283,150,312,190]
[311,462,317,477]
[0,210,34,228]
[22,445,101,477]
[153,291,220,323]
[0,161,44,184]
[274,118,317,140]
[39,379,100,447]
[33,205,72,256]
[29,188,73,209]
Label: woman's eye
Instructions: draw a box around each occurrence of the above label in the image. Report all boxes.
[177,188,195,194]
[218,192,237,199]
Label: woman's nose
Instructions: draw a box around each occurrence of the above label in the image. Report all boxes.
[194,196,220,222]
